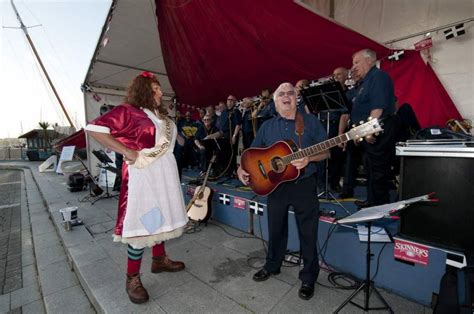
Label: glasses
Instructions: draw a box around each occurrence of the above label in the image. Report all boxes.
[203,119,211,121]
[276,90,296,97]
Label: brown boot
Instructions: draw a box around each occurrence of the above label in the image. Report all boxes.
[151,255,185,273]
[126,273,149,304]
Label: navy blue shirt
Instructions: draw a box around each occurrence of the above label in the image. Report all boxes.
[195,124,217,141]
[241,110,254,134]
[218,106,242,137]
[259,99,277,119]
[251,113,327,179]
[350,66,396,124]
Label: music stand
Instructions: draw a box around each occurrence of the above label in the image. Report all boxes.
[301,81,350,214]
[91,150,118,204]
[334,194,434,313]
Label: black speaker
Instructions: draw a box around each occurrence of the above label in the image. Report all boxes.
[399,154,474,254]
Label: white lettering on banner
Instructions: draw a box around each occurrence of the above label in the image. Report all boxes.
[394,243,429,258]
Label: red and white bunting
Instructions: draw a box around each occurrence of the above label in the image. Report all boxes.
[414,37,433,51]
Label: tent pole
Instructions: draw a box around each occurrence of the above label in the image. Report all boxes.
[10,0,75,129]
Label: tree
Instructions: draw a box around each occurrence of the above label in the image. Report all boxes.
[38,121,50,152]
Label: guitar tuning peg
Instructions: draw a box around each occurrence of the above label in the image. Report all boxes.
[375,132,380,136]
[359,138,364,142]
[352,124,356,128]
[359,121,364,125]
[368,116,373,120]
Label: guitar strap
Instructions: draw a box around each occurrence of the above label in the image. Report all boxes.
[295,112,305,149]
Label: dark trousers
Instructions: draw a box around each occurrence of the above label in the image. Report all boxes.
[341,141,362,194]
[362,115,400,206]
[266,175,320,284]
[242,132,254,150]
[196,147,207,172]
[229,138,239,174]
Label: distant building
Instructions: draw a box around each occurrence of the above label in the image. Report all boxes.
[18,129,63,161]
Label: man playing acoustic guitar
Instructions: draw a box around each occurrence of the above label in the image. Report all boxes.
[237,82,329,300]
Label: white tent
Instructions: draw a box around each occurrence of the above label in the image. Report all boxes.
[83,0,473,174]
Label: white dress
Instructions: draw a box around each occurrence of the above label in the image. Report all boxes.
[87,107,188,249]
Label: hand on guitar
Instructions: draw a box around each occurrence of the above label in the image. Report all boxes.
[338,142,347,150]
[364,135,376,144]
[237,166,250,186]
[290,156,309,170]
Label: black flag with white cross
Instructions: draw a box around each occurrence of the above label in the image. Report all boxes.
[444,24,465,40]
[388,50,405,61]
[218,193,231,205]
[248,201,264,216]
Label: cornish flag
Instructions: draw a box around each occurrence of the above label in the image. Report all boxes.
[219,193,231,205]
[444,24,465,40]
[388,50,404,61]
[249,201,264,216]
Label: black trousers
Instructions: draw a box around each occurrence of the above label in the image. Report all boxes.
[242,132,254,150]
[341,140,362,194]
[265,175,320,284]
[361,115,400,206]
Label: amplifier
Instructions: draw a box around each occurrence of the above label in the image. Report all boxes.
[397,145,474,254]
[67,173,85,192]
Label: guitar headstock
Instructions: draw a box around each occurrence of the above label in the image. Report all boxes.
[346,118,383,142]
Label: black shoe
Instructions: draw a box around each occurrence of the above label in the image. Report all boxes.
[298,283,315,300]
[339,191,354,199]
[252,268,280,282]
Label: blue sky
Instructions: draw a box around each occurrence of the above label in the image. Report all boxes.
[0,0,111,138]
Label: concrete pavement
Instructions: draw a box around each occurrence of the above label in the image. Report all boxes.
[0,162,431,313]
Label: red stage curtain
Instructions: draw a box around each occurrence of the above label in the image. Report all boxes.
[381,51,462,128]
[155,0,385,106]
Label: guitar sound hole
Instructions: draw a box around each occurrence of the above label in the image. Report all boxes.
[271,157,285,173]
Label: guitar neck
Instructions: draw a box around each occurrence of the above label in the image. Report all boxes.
[283,133,349,165]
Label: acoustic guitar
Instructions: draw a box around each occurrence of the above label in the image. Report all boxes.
[186,155,216,222]
[240,118,383,196]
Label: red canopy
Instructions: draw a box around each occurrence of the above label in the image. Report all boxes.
[155,0,385,105]
[380,51,462,128]
[155,0,461,127]
[53,129,86,152]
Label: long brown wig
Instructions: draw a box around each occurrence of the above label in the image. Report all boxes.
[125,73,168,115]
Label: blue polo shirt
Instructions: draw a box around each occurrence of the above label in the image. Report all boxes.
[218,106,242,137]
[251,113,327,179]
[241,110,253,134]
[350,66,396,124]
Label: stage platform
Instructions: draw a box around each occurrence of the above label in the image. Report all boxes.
[180,168,464,306]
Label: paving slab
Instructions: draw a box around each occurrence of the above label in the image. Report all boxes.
[10,284,41,309]
[0,293,10,313]
[43,285,95,314]
[38,260,79,296]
